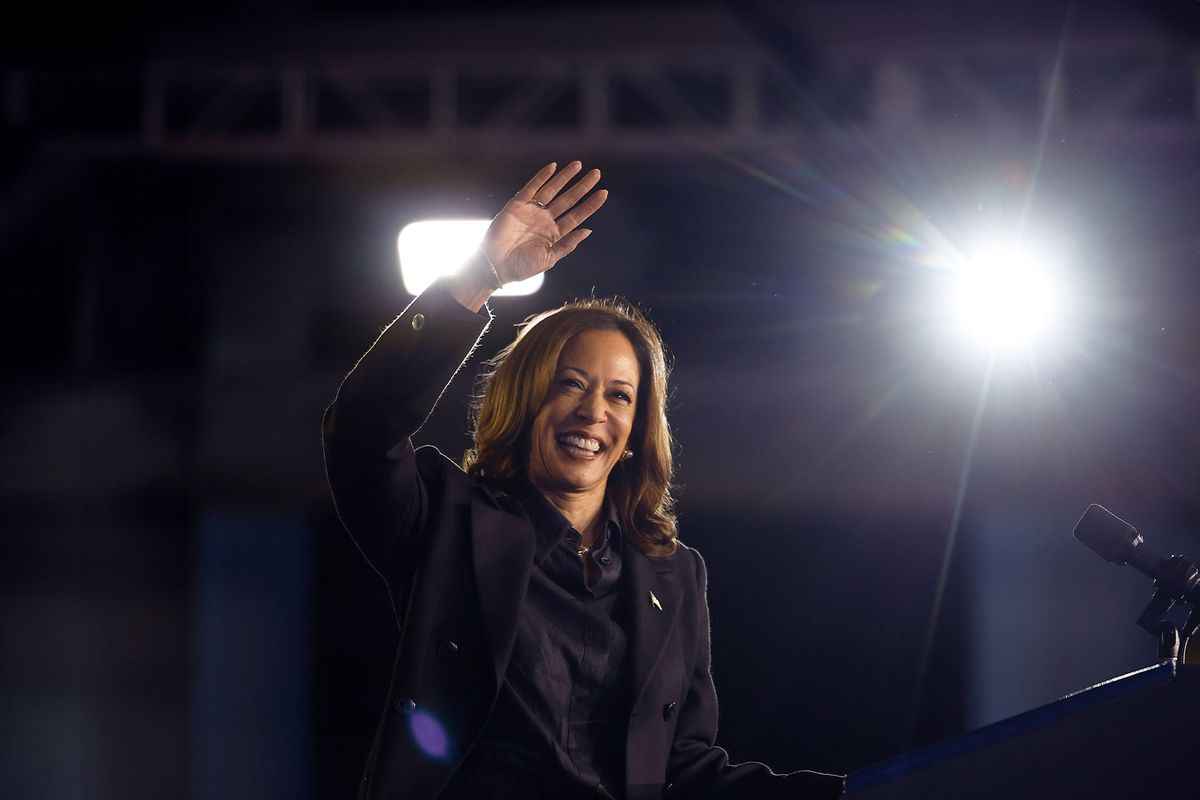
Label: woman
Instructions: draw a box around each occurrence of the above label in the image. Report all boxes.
[322,162,844,799]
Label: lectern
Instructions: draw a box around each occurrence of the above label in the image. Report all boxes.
[848,661,1200,799]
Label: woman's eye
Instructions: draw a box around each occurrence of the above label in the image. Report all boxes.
[612,391,632,404]
[561,378,584,389]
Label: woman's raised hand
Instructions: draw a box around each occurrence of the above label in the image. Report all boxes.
[483,161,608,284]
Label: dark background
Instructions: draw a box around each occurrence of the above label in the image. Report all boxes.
[3,1,1199,797]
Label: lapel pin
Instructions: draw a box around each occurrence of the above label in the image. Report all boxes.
[649,590,663,611]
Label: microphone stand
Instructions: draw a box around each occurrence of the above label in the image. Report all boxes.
[1134,555,1200,664]
[1181,606,1200,663]
[1154,608,1200,663]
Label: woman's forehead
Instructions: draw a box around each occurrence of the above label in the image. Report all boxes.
[555,329,640,382]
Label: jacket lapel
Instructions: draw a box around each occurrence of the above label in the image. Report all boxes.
[469,488,535,687]
[624,543,681,712]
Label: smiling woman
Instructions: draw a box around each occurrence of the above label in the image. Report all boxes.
[321,161,844,800]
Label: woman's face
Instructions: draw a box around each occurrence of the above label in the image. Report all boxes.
[526,329,640,500]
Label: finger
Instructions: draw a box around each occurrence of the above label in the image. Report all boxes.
[545,168,600,218]
[514,162,558,202]
[554,189,608,235]
[532,160,583,205]
[547,228,593,266]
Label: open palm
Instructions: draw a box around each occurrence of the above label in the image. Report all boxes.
[483,161,608,283]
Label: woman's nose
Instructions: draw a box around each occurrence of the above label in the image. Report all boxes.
[575,391,606,421]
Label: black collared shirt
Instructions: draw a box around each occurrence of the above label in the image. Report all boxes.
[441,482,630,800]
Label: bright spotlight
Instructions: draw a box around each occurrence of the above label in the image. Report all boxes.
[397,220,544,297]
[947,243,1063,352]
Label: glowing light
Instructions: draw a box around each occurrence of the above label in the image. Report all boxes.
[947,243,1063,352]
[408,711,449,760]
[397,220,543,296]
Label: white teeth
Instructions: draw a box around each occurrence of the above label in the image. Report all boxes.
[558,434,601,453]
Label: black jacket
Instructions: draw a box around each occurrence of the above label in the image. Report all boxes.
[322,284,844,800]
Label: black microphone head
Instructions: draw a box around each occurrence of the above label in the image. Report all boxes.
[1074,504,1142,565]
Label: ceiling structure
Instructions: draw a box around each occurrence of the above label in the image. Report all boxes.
[5,5,1196,160]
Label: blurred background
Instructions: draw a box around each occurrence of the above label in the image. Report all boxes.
[3,0,1199,797]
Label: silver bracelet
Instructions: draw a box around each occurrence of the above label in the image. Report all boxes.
[482,254,504,290]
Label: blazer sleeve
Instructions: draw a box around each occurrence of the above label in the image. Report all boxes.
[321,281,491,588]
[665,550,846,800]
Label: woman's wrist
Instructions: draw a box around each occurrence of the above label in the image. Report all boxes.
[446,248,501,313]
[479,249,505,290]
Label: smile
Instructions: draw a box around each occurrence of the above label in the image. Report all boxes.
[556,433,602,457]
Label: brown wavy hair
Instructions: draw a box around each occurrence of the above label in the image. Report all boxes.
[463,298,677,557]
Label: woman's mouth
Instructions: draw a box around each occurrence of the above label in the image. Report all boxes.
[556,433,602,458]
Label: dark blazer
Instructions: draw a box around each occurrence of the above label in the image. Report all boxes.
[322,284,844,800]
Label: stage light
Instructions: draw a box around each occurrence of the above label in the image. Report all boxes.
[946,242,1063,352]
[397,220,543,296]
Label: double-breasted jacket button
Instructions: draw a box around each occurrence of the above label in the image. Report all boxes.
[392,697,417,715]
[411,313,426,331]
[435,640,460,660]
[663,701,677,721]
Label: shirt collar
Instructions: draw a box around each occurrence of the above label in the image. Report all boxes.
[516,479,623,564]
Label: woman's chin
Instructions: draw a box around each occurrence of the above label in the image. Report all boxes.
[539,461,613,494]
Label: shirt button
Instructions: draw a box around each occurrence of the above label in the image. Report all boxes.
[435,640,460,660]
[411,313,425,331]
[392,697,416,715]
[663,701,677,720]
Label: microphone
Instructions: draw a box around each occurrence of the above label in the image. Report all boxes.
[1073,504,1200,605]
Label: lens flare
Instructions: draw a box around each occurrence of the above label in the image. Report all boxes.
[408,711,450,760]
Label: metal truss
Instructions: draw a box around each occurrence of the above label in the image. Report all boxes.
[4,11,1198,159]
